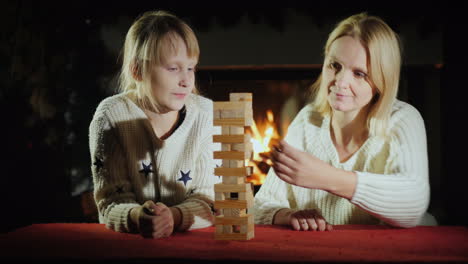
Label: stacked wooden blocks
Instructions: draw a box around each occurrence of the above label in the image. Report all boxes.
[213,93,255,240]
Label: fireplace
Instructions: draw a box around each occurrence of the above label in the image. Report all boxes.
[197,65,321,193]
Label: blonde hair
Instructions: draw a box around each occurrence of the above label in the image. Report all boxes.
[311,13,401,137]
[118,10,200,111]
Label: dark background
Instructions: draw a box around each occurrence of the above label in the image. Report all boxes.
[1,2,466,232]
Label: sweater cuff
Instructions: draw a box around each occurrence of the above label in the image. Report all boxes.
[106,203,140,233]
[254,206,284,225]
[174,200,214,231]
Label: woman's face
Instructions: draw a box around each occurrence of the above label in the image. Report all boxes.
[322,36,375,116]
[150,36,197,113]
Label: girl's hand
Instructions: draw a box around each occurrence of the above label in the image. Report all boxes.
[130,201,180,238]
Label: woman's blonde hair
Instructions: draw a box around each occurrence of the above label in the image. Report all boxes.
[311,13,401,137]
[118,10,199,111]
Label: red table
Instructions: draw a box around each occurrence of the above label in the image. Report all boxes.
[1,224,467,263]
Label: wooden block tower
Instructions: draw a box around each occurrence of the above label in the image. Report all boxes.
[213,93,254,240]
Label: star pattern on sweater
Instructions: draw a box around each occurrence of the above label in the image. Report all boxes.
[209,202,216,214]
[188,188,197,195]
[93,156,103,171]
[139,162,153,178]
[177,170,192,186]
[115,185,124,194]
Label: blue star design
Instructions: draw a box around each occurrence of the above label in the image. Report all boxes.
[93,156,103,171]
[177,170,192,186]
[139,162,153,178]
[189,188,197,195]
[115,185,124,194]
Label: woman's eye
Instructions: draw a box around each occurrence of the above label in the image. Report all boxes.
[168,67,178,71]
[355,71,367,78]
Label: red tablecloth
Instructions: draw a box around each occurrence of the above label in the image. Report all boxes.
[1,224,467,263]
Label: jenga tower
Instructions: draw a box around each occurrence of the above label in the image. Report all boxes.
[213,93,254,240]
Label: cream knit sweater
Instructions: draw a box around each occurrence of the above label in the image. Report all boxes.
[254,100,430,228]
[89,92,221,233]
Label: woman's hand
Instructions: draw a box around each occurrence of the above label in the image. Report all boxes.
[271,140,332,190]
[274,208,333,231]
[130,201,181,238]
[271,140,357,199]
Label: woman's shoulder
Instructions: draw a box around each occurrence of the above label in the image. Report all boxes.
[291,103,325,129]
[389,100,424,125]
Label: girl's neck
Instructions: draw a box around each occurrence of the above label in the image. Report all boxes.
[145,109,180,140]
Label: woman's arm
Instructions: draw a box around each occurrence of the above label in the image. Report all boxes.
[272,105,429,228]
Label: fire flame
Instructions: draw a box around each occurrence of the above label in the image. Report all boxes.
[247,110,280,185]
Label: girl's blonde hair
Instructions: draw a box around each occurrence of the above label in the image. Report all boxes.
[118,10,199,111]
[311,13,401,137]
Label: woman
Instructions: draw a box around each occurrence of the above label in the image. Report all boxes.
[254,13,434,231]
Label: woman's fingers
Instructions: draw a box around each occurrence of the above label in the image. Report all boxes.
[273,160,295,177]
[290,209,332,232]
[291,217,301,231]
[314,213,327,231]
[272,144,297,169]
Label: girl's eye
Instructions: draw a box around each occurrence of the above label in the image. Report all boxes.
[168,67,178,71]
[329,62,341,71]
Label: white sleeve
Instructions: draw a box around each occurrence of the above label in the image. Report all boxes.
[351,105,430,227]
[253,107,309,224]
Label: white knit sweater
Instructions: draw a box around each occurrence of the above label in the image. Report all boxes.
[254,100,430,228]
[89,92,221,233]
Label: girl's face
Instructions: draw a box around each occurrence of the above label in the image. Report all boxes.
[322,36,375,116]
[150,36,197,113]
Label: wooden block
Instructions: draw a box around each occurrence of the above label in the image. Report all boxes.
[213,101,249,111]
[222,175,245,184]
[220,109,235,118]
[214,118,245,127]
[221,143,231,151]
[219,126,245,135]
[228,160,245,168]
[230,93,252,102]
[223,208,246,217]
[214,109,220,119]
[223,225,233,234]
[214,151,246,160]
[214,167,253,176]
[240,214,254,233]
[221,126,231,135]
[215,192,225,201]
[215,214,252,225]
[229,126,244,134]
[231,142,253,152]
[213,134,249,144]
[214,199,248,209]
[215,183,251,193]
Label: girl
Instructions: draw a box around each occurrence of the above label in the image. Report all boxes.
[89,10,220,238]
[254,13,435,231]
